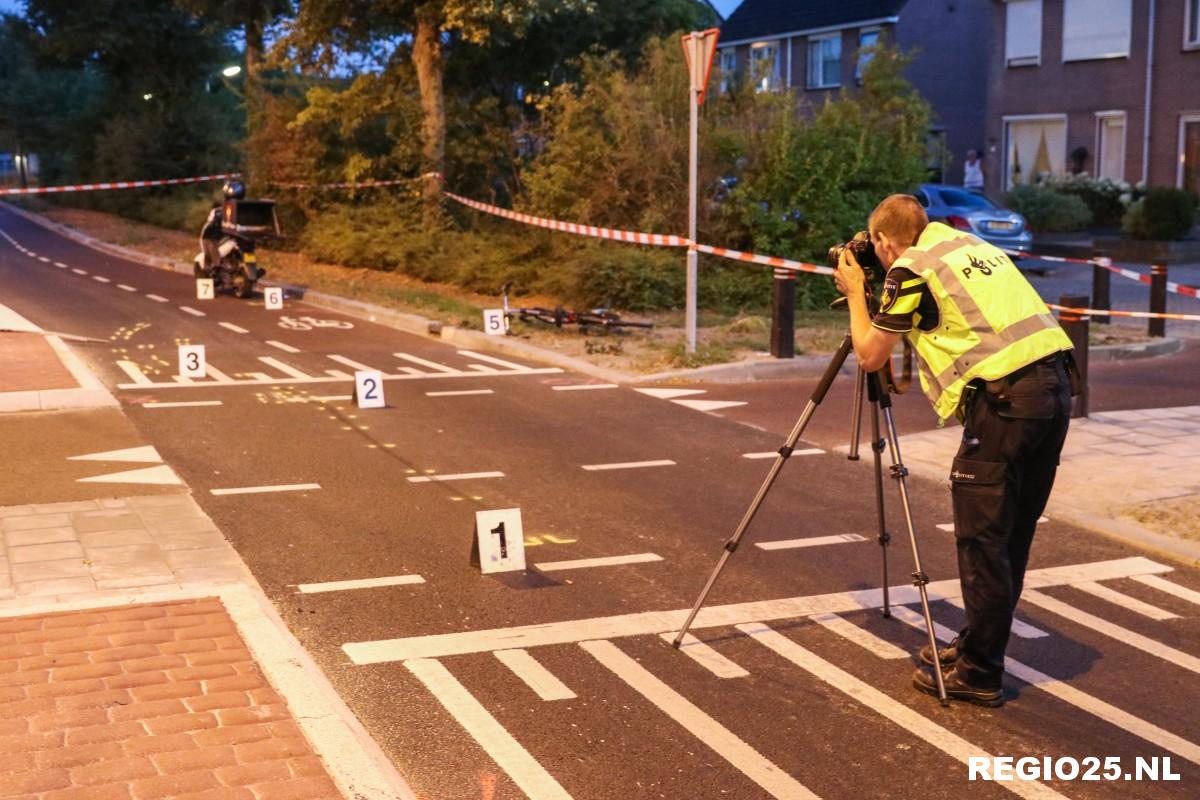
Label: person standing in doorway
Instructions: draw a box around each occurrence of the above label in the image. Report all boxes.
[963,149,985,192]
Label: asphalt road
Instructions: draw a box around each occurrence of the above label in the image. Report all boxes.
[2,204,1198,800]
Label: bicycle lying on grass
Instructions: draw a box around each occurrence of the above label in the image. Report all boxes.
[500,284,654,334]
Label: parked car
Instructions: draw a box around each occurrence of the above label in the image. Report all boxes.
[914,184,1033,256]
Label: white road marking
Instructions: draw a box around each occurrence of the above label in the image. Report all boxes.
[53,261,68,268]
[180,306,206,317]
[1132,574,1200,606]
[467,364,497,373]
[203,364,234,383]
[742,449,822,459]
[265,340,301,353]
[116,360,153,386]
[426,389,494,397]
[938,596,1049,639]
[808,613,909,659]
[311,395,351,402]
[69,445,161,463]
[146,294,169,303]
[144,400,224,408]
[755,534,868,551]
[672,399,747,412]
[660,633,750,679]
[342,557,1171,663]
[1022,590,1199,673]
[635,388,706,400]
[889,606,1200,766]
[737,623,1067,800]
[117,365,563,390]
[37,256,50,263]
[458,350,530,371]
[117,284,137,292]
[71,268,88,275]
[398,367,425,376]
[583,639,818,800]
[328,354,377,371]
[242,372,275,381]
[534,553,662,572]
[219,322,249,334]
[296,575,426,594]
[407,472,505,484]
[493,649,577,701]
[581,460,675,471]
[211,483,322,496]
[258,356,312,380]
[937,515,1049,533]
[92,275,111,284]
[551,384,619,391]
[394,353,457,373]
[77,465,182,486]
[405,659,572,800]
[325,370,352,379]
[1071,581,1180,620]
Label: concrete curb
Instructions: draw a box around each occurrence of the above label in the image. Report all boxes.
[0,301,118,413]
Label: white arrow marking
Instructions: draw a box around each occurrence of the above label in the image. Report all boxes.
[634,388,706,399]
[77,465,182,485]
[69,445,162,463]
[672,399,747,412]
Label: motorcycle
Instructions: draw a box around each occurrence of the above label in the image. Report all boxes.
[194,182,279,299]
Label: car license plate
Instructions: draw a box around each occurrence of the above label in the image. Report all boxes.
[988,221,1015,231]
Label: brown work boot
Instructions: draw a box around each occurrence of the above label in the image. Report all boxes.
[918,636,960,667]
[912,665,1005,707]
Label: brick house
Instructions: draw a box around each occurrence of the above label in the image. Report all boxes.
[716,0,993,185]
[986,0,1200,195]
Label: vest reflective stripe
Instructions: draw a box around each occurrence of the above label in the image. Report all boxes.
[894,223,1073,419]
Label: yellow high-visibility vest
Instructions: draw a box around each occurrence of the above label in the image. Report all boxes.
[890,222,1072,420]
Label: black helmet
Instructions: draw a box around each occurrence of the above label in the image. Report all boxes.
[222,179,246,199]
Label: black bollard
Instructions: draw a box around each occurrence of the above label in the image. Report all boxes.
[1091,251,1111,325]
[1059,293,1089,419]
[770,269,796,359]
[1148,263,1167,338]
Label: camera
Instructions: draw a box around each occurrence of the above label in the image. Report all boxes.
[827,230,881,279]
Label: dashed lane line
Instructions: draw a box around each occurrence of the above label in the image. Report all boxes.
[534,553,663,572]
[117,284,137,292]
[219,322,249,334]
[37,256,50,263]
[341,557,1171,663]
[754,534,867,551]
[660,633,750,679]
[53,261,68,268]
[266,340,301,353]
[493,649,577,701]
[583,639,819,800]
[143,400,223,408]
[211,483,322,496]
[407,472,505,484]
[426,389,494,397]
[180,306,206,317]
[552,384,619,391]
[296,575,426,594]
[92,275,111,283]
[405,658,573,800]
[1070,580,1180,621]
[146,294,169,303]
[580,460,675,471]
[71,268,87,275]
[737,623,1067,800]
[742,449,823,459]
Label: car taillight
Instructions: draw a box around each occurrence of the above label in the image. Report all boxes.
[946,214,972,231]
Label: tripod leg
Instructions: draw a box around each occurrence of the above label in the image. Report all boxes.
[672,336,854,647]
[847,368,866,462]
[872,373,948,705]
[869,399,891,618]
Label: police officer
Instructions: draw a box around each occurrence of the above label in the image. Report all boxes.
[834,194,1074,706]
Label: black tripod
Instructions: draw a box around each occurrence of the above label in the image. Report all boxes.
[671,334,948,704]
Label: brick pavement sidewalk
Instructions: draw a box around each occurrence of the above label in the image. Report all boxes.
[0,596,342,800]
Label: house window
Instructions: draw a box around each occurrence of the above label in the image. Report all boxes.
[807,32,841,89]
[718,49,737,94]
[750,41,781,93]
[1095,112,1126,181]
[1062,0,1131,62]
[856,28,880,83]
[1005,117,1067,189]
[1180,115,1200,193]
[1188,0,1200,48]
[1005,0,1042,67]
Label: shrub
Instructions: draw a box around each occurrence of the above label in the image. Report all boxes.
[1037,173,1134,228]
[1002,185,1092,232]
[1121,187,1198,241]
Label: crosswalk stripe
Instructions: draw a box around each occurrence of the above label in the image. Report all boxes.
[1071,581,1180,621]
[265,340,301,353]
[258,356,311,380]
[583,639,817,800]
[755,534,867,551]
[325,370,352,379]
[405,658,572,800]
[458,350,530,371]
[203,364,234,383]
[116,360,153,386]
[328,354,377,372]
[889,606,1200,766]
[742,449,822,459]
[808,613,908,659]
[395,352,457,373]
[1132,574,1200,606]
[467,364,497,373]
[552,384,619,391]
[739,623,1068,800]
[661,633,750,678]
[1022,589,1200,672]
[493,649,576,701]
[581,460,675,471]
[939,596,1049,639]
[398,367,425,376]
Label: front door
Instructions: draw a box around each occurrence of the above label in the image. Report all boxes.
[1183,119,1200,194]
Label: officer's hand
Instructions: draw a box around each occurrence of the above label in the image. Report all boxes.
[834,248,866,298]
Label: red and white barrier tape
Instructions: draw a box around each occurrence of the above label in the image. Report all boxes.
[268,178,419,190]
[693,243,833,276]
[1049,303,1200,323]
[0,173,239,196]
[1006,249,1200,300]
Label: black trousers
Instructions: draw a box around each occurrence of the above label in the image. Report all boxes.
[949,354,1072,688]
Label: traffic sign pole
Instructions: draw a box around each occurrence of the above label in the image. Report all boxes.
[681,29,719,355]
